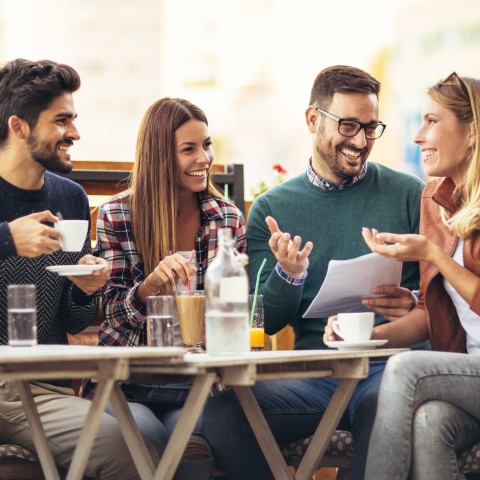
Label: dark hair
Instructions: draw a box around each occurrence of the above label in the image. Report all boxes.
[0,58,81,148]
[309,65,381,109]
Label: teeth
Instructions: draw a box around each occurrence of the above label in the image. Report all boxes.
[423,150,434,159]
[186,169,207,177]
[341,148,360,159]
[58,145,70,152]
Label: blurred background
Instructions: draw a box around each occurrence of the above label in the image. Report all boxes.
[1,0,479,199]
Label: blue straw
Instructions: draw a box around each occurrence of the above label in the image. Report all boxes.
[250,258,267,327]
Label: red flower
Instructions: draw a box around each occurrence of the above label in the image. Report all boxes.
[273,164,286,175]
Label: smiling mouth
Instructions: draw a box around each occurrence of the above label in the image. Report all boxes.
[423,149,435,160]
[186,169,208,177]
[340,147,362,160]
[58,144,71,154]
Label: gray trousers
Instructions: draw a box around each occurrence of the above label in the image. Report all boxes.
[365,351,480,480]
[0,380,158,479]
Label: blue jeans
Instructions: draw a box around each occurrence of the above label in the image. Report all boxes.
[202,361,386,480]
[107,383,213,480]
[365,351,480,480]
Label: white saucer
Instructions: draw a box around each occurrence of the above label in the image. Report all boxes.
[325,339,388,351]
[46,264,104,276]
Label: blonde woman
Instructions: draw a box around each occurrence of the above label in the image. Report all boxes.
[82,98,246,480]
[362,73,480,480]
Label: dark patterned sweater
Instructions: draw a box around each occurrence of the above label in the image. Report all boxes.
[0,173,99,387]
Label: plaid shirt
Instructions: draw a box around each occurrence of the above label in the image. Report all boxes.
[93,190,246,350]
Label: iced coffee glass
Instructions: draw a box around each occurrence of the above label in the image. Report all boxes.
[175,290,205,352]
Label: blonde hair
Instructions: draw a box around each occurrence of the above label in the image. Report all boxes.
[429,74,480,238]
[129,98,222,289]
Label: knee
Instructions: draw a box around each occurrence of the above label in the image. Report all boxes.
[413,400,456,445]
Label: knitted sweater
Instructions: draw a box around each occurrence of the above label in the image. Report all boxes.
[0,173,99,384]
[247,162,424,350]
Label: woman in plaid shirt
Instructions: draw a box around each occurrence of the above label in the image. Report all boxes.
[82,98,246,479]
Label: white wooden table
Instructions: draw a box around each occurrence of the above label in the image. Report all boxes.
[0,344,185,480]
[114,348,406,480]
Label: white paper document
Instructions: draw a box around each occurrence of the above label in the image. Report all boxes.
[302,252,403,318]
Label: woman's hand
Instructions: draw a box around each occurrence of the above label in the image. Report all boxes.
[362,227,439,264]
[149,252,197,289]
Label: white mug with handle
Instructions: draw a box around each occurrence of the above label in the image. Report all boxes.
[332,312,374,342]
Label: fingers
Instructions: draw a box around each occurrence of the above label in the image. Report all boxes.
[323,316,341,343]
[31,210,59,224]
[265,216,281,235]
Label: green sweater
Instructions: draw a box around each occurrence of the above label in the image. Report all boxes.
[247,162,424,350]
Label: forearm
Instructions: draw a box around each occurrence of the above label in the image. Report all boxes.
[262,271,304,335]
[372,308,428,348]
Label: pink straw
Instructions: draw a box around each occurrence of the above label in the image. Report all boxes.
[187,249,195,294]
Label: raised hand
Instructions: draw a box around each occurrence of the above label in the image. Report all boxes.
[8,211,61,258]
[362,227,438,263]
[266,216,313,278]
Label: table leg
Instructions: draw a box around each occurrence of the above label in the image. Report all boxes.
[110,382,156,480]
[295,378,359,480]
[153,372,217,480]
[15,380,61,480]
[233,386,293,480]
[66,376,117,480]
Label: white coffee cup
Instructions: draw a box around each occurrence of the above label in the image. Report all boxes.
[55,220,89,252]
[332,312,374,342]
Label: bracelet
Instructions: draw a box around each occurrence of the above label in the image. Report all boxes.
[143,275,160,296]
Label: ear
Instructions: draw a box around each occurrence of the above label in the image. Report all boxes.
[305,105,319,133]
[8,115,29,140]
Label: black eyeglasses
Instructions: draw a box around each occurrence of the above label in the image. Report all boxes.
[313,106,386,140]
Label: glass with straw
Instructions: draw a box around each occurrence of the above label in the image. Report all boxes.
[249,258,267,351]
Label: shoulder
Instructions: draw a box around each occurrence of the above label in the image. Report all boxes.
[45,172,88,198]
[200,193,245,224]
[367,162,424,191]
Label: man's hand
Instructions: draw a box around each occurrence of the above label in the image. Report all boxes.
[8,211,61,257]
[265,216,313,278]
[362,285,417,321]
[68,255,109,294]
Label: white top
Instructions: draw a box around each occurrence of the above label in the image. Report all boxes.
[443,239,480,354]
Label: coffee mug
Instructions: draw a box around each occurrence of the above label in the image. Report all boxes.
[332,312,374,342]
[55,220,89,252]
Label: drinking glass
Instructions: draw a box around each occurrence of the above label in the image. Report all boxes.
[175,251,197,292]
[8,284,37,346]
[249,294,264,351]
[146,295,174,347]
[176,290,205,351]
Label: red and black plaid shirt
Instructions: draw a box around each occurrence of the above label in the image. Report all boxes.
[93,190,246,349]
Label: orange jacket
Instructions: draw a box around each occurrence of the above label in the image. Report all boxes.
[417,177,480,353]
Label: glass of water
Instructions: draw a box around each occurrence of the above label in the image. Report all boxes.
[8,284,37,346]
[146,295,174,347]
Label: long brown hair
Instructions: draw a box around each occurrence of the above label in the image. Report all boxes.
[130,98,222,281]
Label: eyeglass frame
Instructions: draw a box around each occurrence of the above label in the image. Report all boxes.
[313,106,387,140]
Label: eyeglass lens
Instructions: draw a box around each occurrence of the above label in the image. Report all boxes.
[338,120,385,139]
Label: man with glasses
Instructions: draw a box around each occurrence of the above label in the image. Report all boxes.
[203,65,424,479]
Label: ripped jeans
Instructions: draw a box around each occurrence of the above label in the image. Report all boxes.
[365,351,480,480]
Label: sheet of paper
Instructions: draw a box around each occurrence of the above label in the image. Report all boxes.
[302,252,403,318]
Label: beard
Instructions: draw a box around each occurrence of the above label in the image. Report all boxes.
[27,134,73,174]
[314,136,369,182]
